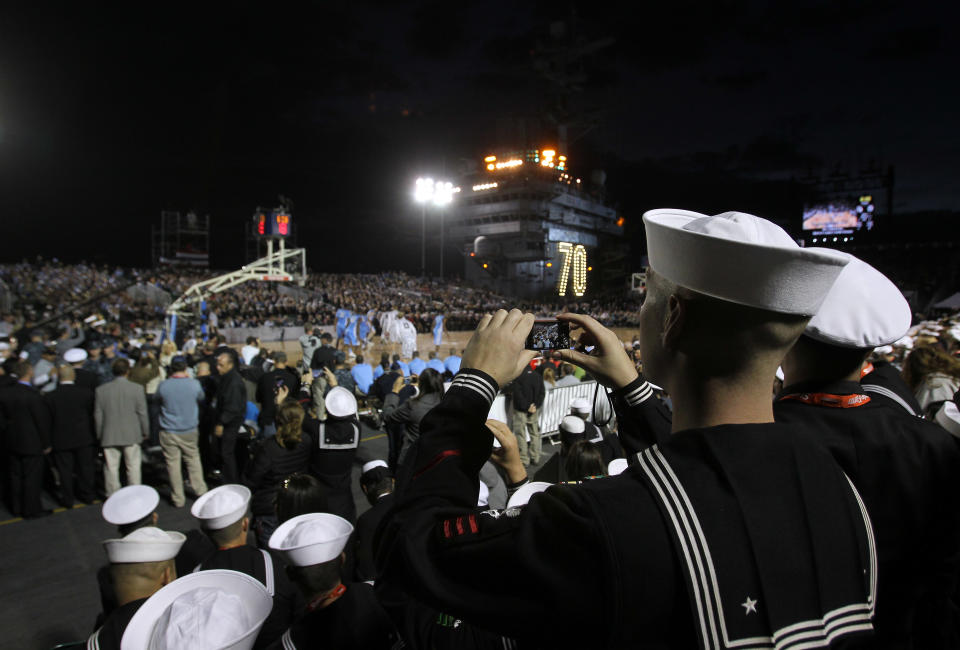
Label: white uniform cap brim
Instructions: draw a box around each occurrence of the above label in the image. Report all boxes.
[935,402,960,438]
[102,485,160,525]
[361,460,388,475]
[506,481,553,508]
[607,458,629,476]
[804,255,910,348]
[64,348,88,363]
[104,527,186,563]
[569,398,590,412]
[559,415,586,434]
[121,570,272,650]
[643,209,850,316]
[268,513,354,567]
[325,387,358,418]
[190,485,251,530]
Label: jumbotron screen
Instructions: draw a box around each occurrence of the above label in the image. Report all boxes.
[802,195,875,236]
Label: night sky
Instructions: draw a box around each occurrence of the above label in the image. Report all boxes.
[1,1,957,273]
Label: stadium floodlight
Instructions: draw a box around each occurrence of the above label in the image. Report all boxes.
[413,177,455,279]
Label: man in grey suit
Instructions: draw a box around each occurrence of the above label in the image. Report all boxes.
[95,358,149,496]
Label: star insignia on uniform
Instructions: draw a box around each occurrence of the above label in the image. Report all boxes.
[742,596,758,615]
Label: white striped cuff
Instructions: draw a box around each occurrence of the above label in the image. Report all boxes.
[622,380,654,407]
[450,371,498,407]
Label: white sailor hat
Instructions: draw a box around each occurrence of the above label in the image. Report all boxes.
[803,255,911,348]
[268,513,354,567]
[191,485,250,530]
[935,402,960,439]
[559,415,586,434]
[643,209,849,315]
[102,485,160,526]
[361,459,388,475]
[325,386,358,418]
[506,481,552,508]
[478,481,490,507]
[607,458,629,476]
[122,569,272,650]
[63,347,88,363]
[103,527,186,564]
[569,397,591,413]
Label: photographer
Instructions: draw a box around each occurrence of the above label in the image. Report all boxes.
[382,368,443,470]
[376,210,876,648]
[255,351,300,438]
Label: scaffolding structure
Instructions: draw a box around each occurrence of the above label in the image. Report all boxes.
[151,211,211,267]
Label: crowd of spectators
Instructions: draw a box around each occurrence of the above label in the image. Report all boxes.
[0,260,644,340]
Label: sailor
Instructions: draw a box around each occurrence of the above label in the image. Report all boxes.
[307,387,361,523]
[191,484,298,648]
[569,396,624,464]
[95,485,214,621]
[377,210,876,647]
[121,569,273,650]
[532,415,585,483]
[63,346,99,390]
[775,254,960,647]
[352,460,394,582]
[87,527,185,650]
[267,513,399,649]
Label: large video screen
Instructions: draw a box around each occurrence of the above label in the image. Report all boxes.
[802,195,875,236]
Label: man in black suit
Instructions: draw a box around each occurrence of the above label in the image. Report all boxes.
[0,360,53,518]
[254,351,299,438]
[63,347,100,390]
[46,365,97,506]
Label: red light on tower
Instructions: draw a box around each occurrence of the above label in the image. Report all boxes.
[277,214,289,236]
[257,214,266,235]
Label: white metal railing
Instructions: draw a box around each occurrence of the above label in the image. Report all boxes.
[488,380,614,445]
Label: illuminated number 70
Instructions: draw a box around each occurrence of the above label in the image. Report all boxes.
[557,242,587,297]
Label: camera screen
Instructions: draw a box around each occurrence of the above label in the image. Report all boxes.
[525,320,571,351]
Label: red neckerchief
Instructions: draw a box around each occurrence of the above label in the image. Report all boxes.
[306,583,346,612]
[778,392,871,408]
[860,362,874,378]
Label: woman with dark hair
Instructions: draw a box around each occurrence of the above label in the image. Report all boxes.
[243,393,313,547]
[275,473,329,524]
[903,345,960,417]
[563,440,606,482]
[383,367,444,468]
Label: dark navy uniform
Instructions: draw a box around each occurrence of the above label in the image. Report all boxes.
[860,361,923,417]
[376,370,876,648]
[95,529,213,623]
[267,583,398,650]
[199,545,298,649]
[353,492,394,583]
[307,416,359,524]
[775,379,960,648]
[87,597,147,650]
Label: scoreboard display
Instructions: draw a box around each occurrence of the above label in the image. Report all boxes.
[254,210,292,238]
